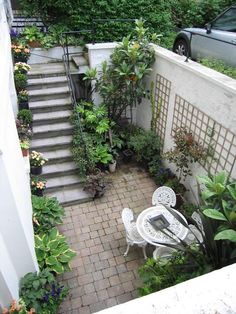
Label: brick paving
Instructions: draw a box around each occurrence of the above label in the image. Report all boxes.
[58,164,156,313]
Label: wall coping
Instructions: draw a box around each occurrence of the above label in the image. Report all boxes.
[86,42,118,50]
[152,44,236,93]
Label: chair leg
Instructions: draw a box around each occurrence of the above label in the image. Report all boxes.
[142,246,147,260]
[124,244,130,257]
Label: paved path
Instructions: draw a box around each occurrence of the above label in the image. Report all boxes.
[58,164,156,313]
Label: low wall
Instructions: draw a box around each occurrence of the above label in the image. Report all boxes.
[136,45,236,202]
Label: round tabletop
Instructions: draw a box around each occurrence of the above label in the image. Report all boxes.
[136,205,188,246]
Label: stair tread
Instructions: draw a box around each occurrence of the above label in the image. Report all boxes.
[45,186,92,206]
[28,62,66,75]
[31,135,72,149]
[28,76,68,86]
[43,147,73,160]
[33,110,72,121]
[29,86,70,97]
[46,174,84,189]
[72,55,88,67]
[33,121,73,133]
[42,161,77,175]
[29,97,71,109]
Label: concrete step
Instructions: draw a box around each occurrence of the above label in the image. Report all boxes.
[31,135,72,151]
[28,62,77,78]
[33,121,73,139]
[42,161,78,179]
[45,174,85,192]
[33,110,72,126]
[43,148,74,164]
[29,97,72,113]
[29,86,70,102]
[44,185,92,206]
[72,55,88,67]
[27,75,68,90]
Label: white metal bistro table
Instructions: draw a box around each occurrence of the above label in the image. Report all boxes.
[136,205,189,253]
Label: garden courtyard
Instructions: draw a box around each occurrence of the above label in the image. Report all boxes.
[58,164,156,313]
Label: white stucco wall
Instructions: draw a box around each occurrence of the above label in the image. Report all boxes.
[0,0,38,308]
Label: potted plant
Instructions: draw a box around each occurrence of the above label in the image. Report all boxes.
[84,168,107,199]
[17,90,29,110]
[30,151,48,175]
[31,176,47,197]
[17,109,33,128]
[22,26,43,48]
[20,139,30,157]
[14,73,27,93]
[11,44,30,63]
[16,119,32,140]
[14,62,31,74]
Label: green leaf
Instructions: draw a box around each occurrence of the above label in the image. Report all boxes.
[50,227,59,239]
[203,209,227,221]
[214,171,227,185]
[197,175,212,186]
[46,256,58,266]
[201,189,216,200]
[227,185,236,200]
[52,262,64,274]
[214,229,236,242]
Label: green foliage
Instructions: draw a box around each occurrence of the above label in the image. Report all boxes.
[197,172,236,243]
[19,269,68,314]
[14,73,27,92]
[94,145,113,165]
[199,58,236,80]
[2,299,34,313]
[86,20,156,122]
[17,109,32,125]
[22,25,43,43]
[164,127,208,181]
[35,228,76,274]
[32,195,65,234]
[138,252,208,296]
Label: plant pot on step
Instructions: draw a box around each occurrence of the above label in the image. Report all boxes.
[109,160,117,173]
[21,148,29,157]
[28,40,41,48]
[30,165,42,175]
[32,189,44,197]
[122,149,133,163]
[18,101,29,110]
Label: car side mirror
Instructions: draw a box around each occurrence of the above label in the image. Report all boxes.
[205,23,212,34]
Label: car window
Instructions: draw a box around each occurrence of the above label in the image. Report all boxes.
[212,8,236,32]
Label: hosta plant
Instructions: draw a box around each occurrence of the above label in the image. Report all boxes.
[32,195,65,233]
[35,228,76,274]
[20,268,68,314]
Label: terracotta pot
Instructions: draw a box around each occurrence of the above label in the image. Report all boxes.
[30,165,42,175]
[109,160,117,173]
[28,40,41,48]
[21,148,29,157]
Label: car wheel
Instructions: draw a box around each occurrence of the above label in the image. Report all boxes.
[173,38,189,57]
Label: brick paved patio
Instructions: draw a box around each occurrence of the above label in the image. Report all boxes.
[58,164,156,314]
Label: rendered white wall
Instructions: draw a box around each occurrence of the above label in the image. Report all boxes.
[96,263,236,314]
[0,0,38,308]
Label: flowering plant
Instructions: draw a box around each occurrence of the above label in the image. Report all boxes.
[31,176,47,192]
[16,119,32,140]
[14,62,31,74]
[2,299,35,314]
[11,44,30,61]
[18,90,29,103]
[30,151,48,167]
[20,139,30,150]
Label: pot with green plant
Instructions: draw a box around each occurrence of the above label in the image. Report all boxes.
[1,299,35,314]
[11,44,30,63]
[31,176,47,196]
[20,139,30,157]
[17,90,29,110]
[14,62,31,75]
[16,119,32,141]
[17,109,33,127]
[14,73,27,93]
[30,151,48,175]
[22,25,43,48]
[84,168,107,199]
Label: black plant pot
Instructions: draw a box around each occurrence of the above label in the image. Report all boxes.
[18,101,29,110]
[122,149,134,163]
[30,165,42,175]
[32,189,44,197]
[14,56,28,63]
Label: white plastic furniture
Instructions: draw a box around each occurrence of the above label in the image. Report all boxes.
[122,208,147,259]
[152,186,176,207]
[184,224,203,245]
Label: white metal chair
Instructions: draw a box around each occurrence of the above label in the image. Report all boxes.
[152,186,176,207]
[184,224,203,245]
[122,208,147,259]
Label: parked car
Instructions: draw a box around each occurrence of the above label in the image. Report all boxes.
[173,5,236,67]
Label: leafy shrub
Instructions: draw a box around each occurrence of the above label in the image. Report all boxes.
[35,228,76,274]
[32,195,65,233]
[14,73,27,92]
[19,269,68,314]
[18,90,29,103]
[199,58,236,80]
[17,109,33,125]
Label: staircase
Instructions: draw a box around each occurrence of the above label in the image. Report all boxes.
[28,62,92,206]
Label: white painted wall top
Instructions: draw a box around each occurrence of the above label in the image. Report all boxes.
[86,42,118,50]
[96,264,236,314]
